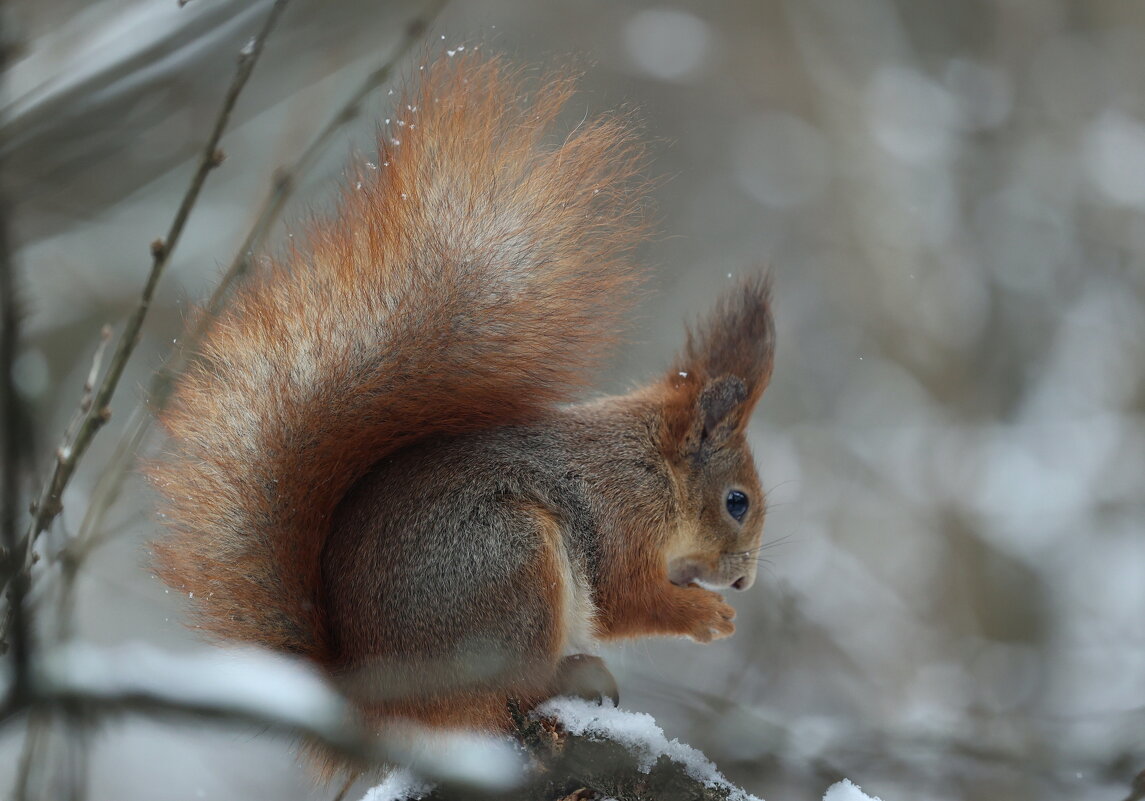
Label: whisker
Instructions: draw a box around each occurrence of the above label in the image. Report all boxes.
[756,562,780,582]
[764,534,795,549]
[742,534,796,557]
[764,479,799,496]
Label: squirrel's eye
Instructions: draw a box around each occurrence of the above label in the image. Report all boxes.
[725,490,749,522]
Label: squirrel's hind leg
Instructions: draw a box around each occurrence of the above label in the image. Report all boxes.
[551,653,619,706]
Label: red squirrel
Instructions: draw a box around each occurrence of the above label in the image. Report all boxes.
[151,53,774,751]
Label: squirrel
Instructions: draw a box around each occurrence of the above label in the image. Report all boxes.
[150,53,775,755]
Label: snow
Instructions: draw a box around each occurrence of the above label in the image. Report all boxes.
[354,730,524,800]
[536,697,764,801]
[823,779,883,801]
[34,642,349,732]
[352,698,890,801]
[383,729,524,793]
[359,768,431,801]
[31,643,524,793]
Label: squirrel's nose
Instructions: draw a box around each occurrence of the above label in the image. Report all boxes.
[732,575,752,591]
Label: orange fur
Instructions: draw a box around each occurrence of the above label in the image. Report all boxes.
[150,54,648,661]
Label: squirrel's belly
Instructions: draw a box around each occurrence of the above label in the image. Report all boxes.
[536,511,600,657]
[557,544,599,656]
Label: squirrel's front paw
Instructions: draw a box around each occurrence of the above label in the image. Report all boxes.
[683,587,736,643]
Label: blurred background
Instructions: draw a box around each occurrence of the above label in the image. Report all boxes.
[2,0,1144,799]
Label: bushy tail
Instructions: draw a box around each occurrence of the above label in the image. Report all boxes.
[150,53,649,661]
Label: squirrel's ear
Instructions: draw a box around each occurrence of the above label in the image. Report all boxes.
[663,275,775,454]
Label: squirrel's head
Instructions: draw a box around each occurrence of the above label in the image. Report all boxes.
[659,275,775,592]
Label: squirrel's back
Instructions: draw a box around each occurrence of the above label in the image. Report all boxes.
[150,54,649,661]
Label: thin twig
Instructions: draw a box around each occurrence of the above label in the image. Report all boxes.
[22,0,289,549]
[141,0,451,435]
[55,406,150,642]
[202,0,449,322]
[0,0,291,646]
[55,326,111,460]
[4,0,450,659]
[64,712,91,801]
[34,0,453,632]
[3,326,112,657]
[12,709,49,801]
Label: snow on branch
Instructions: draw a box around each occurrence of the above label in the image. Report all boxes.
[359,697,888,801]
[30,643,354,740]
[529,697,763,801]
[823,779,884,801]
[2,643,523,793]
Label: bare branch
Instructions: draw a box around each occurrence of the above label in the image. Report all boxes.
[0,0,292,656]
[21,0,453,647]
[21,0,290,551]
[55,326,111,459]
[54,407,149,641]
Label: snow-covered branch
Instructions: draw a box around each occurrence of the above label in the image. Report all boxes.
[360,698,886,801]
[1,643,523,793]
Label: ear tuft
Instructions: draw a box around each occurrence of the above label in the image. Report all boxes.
[674,273,775,405]
[661,273,775,457]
